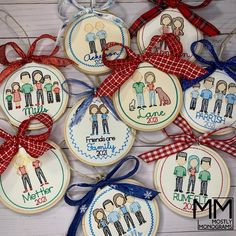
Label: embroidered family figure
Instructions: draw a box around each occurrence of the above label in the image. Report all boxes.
[5,70,61,110]
[189,77,236,119]
[14,153,49,193]
[158,14,184,50]
[174,152,211,197]
[85,21,107,56]
[89,104,110,136]
[130,70,171,110]
[93,193,146,236]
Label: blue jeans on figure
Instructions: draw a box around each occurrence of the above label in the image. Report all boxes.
[136,93,145,108]
[149,90,156,107]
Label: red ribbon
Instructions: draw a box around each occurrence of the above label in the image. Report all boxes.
[138,116,236,163]
[96,33,206,97]
[129,0,220,38]
[0,34,74,84]
[0,113,54,174]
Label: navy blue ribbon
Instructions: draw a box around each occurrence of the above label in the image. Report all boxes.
[64,156,159,236]
[62,79,120,127]
[181,39,236,90]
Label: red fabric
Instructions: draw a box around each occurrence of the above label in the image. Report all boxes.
[129,0,220,38]
[138,116,236,163]
[0,113,54,174]
[0,34,75,84]
[96,33,206,97]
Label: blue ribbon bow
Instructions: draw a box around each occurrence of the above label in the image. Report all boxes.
[64,156,159,236]
[181,39,236,90]
[62,79,120,127]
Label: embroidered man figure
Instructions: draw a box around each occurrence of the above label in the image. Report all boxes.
[174,152,187,193]
[132,70,146,109]
[190,83,200,110]
[200,77,215,113]
[20,71,33,107]
[225,83,236,118]
[85,23,97,55]
[199,157,211,197]
[126,195,146,226]
[103,199,126,236]
[32,160,49,187]
[114,193,135,231]
[95,21,107,51]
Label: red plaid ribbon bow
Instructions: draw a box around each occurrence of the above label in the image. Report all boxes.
[0,34,74,84]
[96,33,206,97]
[0,113,54,174]
[139,116,236,163]
[129,0,220,38]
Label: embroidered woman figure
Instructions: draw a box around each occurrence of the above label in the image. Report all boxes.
[11,82,22,109]
[186,155,200,194]
[159,14,172,50]
[89,104,99,136]
[32,70,45,106]
[144,71,157,107]
[114,193,135,231]
[93,208,112,236]
[32,159,49,187]
[213,80,227,115]
[172,17,184,41]
[99,104,110,134]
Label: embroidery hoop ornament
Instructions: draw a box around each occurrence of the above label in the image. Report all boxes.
[138,116,233,217]
[129,0,220,61]
[65,156,160,236]
[0,34,74,130]
[60,0,130,75]
[96,33,207,131]
[0,113,71,214]
[181,30,236,135]
[63,79,136,166]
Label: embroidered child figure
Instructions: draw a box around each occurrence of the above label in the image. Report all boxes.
[224,83,236,119]
[5,89,13,111]
[159,14,172,50]
[103,199,126,235]
[32,159,49,187]
[144,72,157,107]
[89,104,99,136]
[126,195,146,226]
[174,152,187,193]
[198,157,211,197]
[93,208,112,236]
[186,155,200,195]
[114,193,135,231]
[44,75,54,104]
[32,70,45,107]
[132,70,146,109]
[95,21,107,51]
[190,83,200,110]
[11,82,22,109]
[20,71,34,107]
[85,23,97,56]
[200,77,215,114]
[13,152,32,193]
[172,17,184,41]
[52,81,61,103]
[99,104,110,134]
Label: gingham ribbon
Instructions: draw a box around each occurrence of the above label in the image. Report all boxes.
[0,34,74,84]
[96,33,207,97]
[138,116,236,163]
[0,113,54,174]
[129,0,220,38]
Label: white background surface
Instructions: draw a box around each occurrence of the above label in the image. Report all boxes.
[0,0,236,235]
